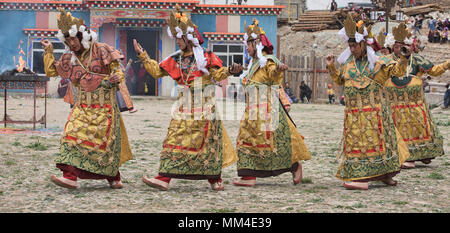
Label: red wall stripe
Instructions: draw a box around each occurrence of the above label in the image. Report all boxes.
[215,15,228,33]
[36,11,49,29]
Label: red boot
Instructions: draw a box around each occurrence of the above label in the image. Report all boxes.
[232,176,256,187]
[142,175,170,191]
[50,175,78,189]
[292,162,303,185]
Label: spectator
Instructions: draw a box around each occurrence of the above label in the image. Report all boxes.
[441,27,448,44]
[429,18,436,31]
[444,82,450,109]
[413,16,422,36]
[433,30,440,43]
[326,83,335,104]
[437,19,444,31]
[409,17,415,30]
[284,83,298,103]
[330,0,337,12]
[428,29,433,43]
[299,81,312,103]
[340,95,345,106]
[136,63,149,95]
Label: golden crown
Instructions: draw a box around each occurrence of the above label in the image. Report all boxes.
[167,4,196,37]
[245,18,266,41]
[392,23,412,43]
[377,28,386,47]
[366,25,373,38]
[57,8,85,35]
[343,14,364,39]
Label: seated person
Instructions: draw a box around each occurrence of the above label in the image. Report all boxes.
[299,81,312,103]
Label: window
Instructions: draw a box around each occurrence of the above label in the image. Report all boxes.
[31,39,66,76]
[211,43,244,67]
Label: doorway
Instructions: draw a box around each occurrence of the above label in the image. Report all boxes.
[125,29,159,96]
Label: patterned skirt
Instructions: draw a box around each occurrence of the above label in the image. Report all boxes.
[336,84,410,181]
[157,85,237,180]
[56,82,133,177]
[236,84,311,178]
[385,84,444,162]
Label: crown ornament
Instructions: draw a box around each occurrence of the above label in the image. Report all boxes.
[244,18,266,42]
[57,8,85,36]
[344,14,367,39]
[392,23,413,44]
[167,4,196,39]
[377,28,386,47]
[55,8,98,51]
[344,14,356,38]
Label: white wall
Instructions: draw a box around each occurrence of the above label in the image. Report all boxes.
[199,0,274,5]
[160,26,177,97]
[306,0,371,10]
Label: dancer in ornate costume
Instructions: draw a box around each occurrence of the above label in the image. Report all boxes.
[325,14,411,190]
[376,28,394,56]
[42,9,133,189]
[384,23,449,169]
[135,6,242,191]
[232,19,311,187]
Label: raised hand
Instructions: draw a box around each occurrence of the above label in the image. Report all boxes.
[229,63,244,75]
[277,63,289,71]
[41,37,51,49]
[133,39,144,55]
[326,53,335,66]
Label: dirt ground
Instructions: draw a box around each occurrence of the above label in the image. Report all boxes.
[0,96,449,213]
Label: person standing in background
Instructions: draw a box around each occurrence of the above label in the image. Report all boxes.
[326,83,335,104]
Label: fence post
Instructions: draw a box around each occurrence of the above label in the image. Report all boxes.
[277,35,280,58]
[281,54,286,86]
[311,50,317,102]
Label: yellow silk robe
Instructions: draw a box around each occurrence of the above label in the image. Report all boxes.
[138,50,237,179]
[328,54,410,181]
[384,54,448,162]
[44,42,132,176]
[236,54,311,177]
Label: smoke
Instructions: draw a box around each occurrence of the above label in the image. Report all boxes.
[0,64,15,74]
[0,11,35,74]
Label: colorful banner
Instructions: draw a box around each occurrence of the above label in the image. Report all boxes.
[90,9,171,29]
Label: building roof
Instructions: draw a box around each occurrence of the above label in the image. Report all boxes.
[0,1,285,16]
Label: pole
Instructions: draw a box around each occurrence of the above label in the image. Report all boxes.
[385,0,390,34]
[33,81,36,130]
[288,0,291,22]
[311,50,317,103]
[44,81,47,128]
[4,84,6,128]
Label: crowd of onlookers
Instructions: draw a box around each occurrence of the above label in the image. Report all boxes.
[283,81,312,104]
[407,15,449,44]
[283,82,344,105]
[428,18,448,44]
